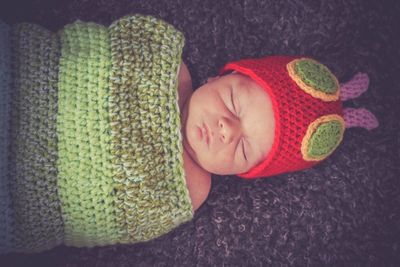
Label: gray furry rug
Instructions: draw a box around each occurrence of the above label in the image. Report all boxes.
[1,0,399,266]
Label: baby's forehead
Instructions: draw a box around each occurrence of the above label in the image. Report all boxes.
[222,71,246,79]
[220,72,257,87]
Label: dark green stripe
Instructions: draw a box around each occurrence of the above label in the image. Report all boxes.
[9,23,63,253]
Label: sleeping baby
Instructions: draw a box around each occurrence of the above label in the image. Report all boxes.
[180,56,379,211]
[0,14,378,254]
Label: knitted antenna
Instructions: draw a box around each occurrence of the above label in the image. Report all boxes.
[0,15,193,254]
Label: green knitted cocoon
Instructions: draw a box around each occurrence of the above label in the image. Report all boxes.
[307,120,344,158]
[294,59,338,94]
[57,15,193,247]
[1,14,193,254]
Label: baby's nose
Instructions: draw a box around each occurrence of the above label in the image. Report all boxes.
[218,117,240,144]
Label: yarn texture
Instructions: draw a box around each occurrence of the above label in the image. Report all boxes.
[301,114,345,161]
[0,14,193,254]
[9,22,63,253]
[287,58,340,101]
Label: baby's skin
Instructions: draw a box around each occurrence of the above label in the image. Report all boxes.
[177,62,275,211]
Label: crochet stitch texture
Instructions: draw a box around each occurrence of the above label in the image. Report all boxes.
[9,22,63,253]
[0,14,193,253]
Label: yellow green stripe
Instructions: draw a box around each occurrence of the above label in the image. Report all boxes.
[108,15,193,242]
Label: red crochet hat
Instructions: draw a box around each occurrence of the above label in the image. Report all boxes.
[220,56,345,178]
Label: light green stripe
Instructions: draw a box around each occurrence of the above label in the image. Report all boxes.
[57,21,120,247]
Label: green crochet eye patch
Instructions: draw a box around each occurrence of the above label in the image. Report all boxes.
[287,58,340,101]
[301,115,345,161]
[295,59,338,94]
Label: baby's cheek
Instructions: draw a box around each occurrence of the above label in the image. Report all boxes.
[209,150,236,173]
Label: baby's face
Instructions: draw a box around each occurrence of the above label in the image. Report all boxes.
[182,72,275,175]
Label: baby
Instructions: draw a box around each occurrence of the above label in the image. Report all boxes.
[0,15,379,253]
[179,56,379,211]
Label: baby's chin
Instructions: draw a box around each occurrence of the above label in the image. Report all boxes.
[182,133,214,173]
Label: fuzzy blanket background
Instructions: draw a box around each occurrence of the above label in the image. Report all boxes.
[1,0,399,266]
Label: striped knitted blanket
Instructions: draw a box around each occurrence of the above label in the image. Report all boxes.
[0,15,193,254]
